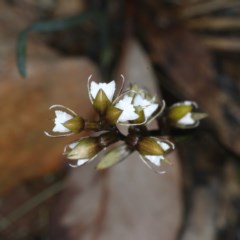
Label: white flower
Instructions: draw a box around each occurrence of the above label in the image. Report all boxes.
[53,110,73,133]
[115,95,139,122]
[65,141,89,168]
[144,141,172,166]
[167,101,207,129]
[133,94,159,120]
[90,80,116,102]
[174,102,197,126]
[45,105,82,137]
[110,90,164,125]
[138,138,175,174]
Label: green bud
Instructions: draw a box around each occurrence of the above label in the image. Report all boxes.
[63,116,85,133]
[137,137,164,155]
[93,89,111,115]
[67,137,100,160]
[167,101,207,129]
[167,105,192,123]
[105,105,123,124]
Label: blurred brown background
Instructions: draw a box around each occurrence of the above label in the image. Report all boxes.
[1,0,240,239]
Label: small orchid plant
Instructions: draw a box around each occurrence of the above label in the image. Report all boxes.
[45,75,207,174]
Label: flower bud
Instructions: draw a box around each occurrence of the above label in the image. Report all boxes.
[66,137,101,160]
[89,80,116,115]
[136,137,165,156]
[136,137,175,173]
[45,105,84,137]
[65,141,89,167]
[93,89,111,115]
[65,132,118,162]
[63,116,85,133]
[167,101,207,129]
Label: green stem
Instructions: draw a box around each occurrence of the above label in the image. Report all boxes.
[85,120,102,131]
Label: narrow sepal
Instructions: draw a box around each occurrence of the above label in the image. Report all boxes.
[105,106,123,124]
[63,116,85,133]
[192,112,208,121]
[130,106,145,124]
[93,89,111,115]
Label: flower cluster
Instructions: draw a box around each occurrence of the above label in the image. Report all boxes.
[45,76,207,174]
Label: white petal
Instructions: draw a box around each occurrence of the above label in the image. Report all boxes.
[55,110,73,123]
[53,110,73,133]
[158,141,170,151]
[145,155,164,166]
[68,141,79,150]
[63,141,79,154]
[69,159,88,168]
[133,94,151,107]
[182,101,192,106]
[133,94,158,119]
[103,81,116,101]
[115,96,139,122]
[52,125,69,133]
[90,81,116,101]
[90,81,99,99]
[182,101,198,108]
[178,112,195,125]
[76,159,88,165]
[171,101,198,108]
[115,95,132,108]
[143,104,158,119]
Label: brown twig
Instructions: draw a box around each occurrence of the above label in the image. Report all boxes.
[199,36,240,51]
[181,0,240,19]
[187,17,240,30]
[0,180,64,232]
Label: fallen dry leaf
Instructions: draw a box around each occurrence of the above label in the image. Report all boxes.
[0,54,100,194]
[50,39,182,240]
